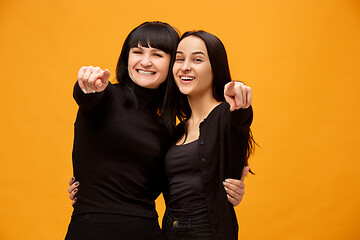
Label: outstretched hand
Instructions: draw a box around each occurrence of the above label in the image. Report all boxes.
[78,66,110,94]
[224,81,252,111]
[224,166,250,206]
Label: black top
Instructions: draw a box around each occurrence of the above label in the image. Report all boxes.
[165,102,253,240]
[164,139,208,219]
[71,82,169,218]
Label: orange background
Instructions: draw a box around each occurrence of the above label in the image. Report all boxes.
[1,0,359,239]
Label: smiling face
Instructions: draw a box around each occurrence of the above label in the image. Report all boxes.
[173,36,213,97]
[128,45,171,89]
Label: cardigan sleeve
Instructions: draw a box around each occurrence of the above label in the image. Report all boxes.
[228,105,253,133]
[224,104,253,179]
[73,81,112,112]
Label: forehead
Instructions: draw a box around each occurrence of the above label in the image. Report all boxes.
[132,44,167,53]
[177,36,208,54]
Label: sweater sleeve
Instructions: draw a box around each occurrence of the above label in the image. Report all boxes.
[73,81,111,112]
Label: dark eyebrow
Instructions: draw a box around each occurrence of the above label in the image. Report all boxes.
[192,51,206,56]
[176,50,206,56]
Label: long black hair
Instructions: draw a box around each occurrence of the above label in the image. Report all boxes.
[115,21,179,116]
[163,31,231,131]
[163,30,255,165]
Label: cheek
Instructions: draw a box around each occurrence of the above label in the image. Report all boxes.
[172,63,180,76]
[127,56,136,69]
[161,63,170,76]
[204,66,213,83]
[158,59,170,75]
[159,63,169,77]
[127,57,138,80]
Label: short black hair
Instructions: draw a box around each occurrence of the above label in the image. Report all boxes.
[115,21,179,112]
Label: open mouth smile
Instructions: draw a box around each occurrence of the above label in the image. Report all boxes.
[136,69,156,75]
[180,76,195,81]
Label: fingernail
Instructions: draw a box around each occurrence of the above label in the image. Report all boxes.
[224,187,228,191]
[225,179,230,183]
[81,89,87,94]
[223,181,227,186]
[75,182,79,186]
[71,177,74,181]
[74,197,77,201]
[98,82,102,87]
[227,194,230,198]
[91,90,95,93]
[74,188,78,193]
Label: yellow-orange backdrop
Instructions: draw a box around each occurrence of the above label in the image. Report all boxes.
[1,0,359,239]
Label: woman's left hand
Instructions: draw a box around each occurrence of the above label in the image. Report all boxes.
[223,166,250,206]
[224,81,252,111]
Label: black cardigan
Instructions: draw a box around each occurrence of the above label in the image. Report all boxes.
[193,102,252,240]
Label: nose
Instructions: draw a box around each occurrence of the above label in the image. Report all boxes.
[181,60,191,72]
[140,55,152,67]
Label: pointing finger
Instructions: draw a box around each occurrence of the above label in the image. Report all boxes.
[234,84,244,109]
[224,81,236,111]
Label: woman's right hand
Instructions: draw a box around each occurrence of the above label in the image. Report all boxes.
[78,66,110,94]
[68,177,80,206]
[224,81,252,111]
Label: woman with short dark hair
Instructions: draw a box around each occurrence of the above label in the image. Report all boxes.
[65,21,179,240]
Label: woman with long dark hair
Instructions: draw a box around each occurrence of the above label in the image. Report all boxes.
[162,31,254,240]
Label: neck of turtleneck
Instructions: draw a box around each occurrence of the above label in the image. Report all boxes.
[133,83,159,111]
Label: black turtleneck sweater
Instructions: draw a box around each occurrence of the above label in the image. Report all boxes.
[71,82,169,218]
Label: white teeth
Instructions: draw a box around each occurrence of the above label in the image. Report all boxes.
[138,70,155,75]
[180,76,194,80]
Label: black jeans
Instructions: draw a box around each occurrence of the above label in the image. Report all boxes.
[65,213,164,240]
[162,211,213,240]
